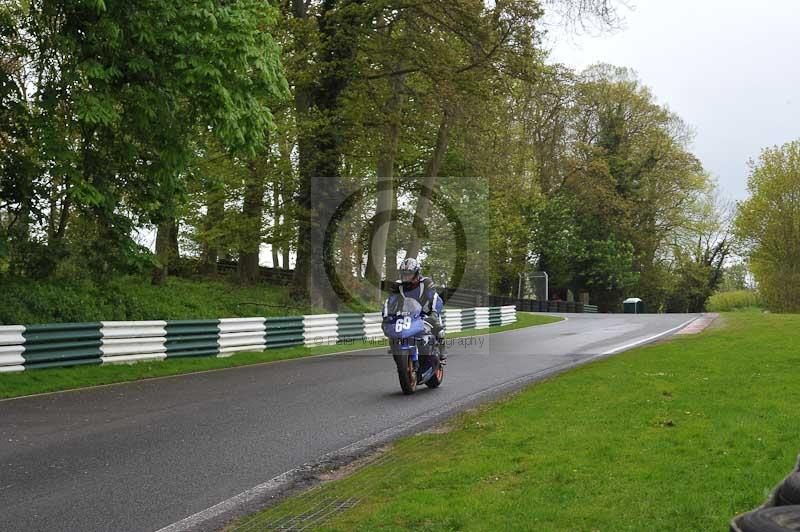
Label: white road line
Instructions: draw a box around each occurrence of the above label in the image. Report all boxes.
[597,317,698,357]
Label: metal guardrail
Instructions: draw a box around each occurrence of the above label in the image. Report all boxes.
[440,287,598,314]
[216,260,294,283]
[0,306,517,373]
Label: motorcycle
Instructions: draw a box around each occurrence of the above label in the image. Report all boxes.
[382,295,445,395]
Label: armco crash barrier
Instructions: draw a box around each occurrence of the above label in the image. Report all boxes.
[0,325,25,373]
[100,321,167,364]
[23,323,103,370]
[218,318,266,357]
[0,306,516,372]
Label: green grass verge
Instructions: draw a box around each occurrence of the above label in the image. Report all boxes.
[233,311,799,531]
[0,312,560,399]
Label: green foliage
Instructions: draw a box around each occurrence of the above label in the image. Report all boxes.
[719,263,751,292]
[707,290,763,312]
[0,275,306,325]
[735,140,800,313]
[1,0,286,277]
[467,63,714,308]
[580,238,639,290]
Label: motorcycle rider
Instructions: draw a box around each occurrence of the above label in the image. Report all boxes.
[392,258,447,361]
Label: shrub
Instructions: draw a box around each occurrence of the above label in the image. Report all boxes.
[706,290,763,312]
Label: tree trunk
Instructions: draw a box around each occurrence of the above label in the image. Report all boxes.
[384,181,399,282]
[55,181,70,242]
[271,182,281,268]
[279,168,293,271]
[365,74,403,298]
[169,219,179,260]
[282,243,291,271]
[238,161,265,284]
[406,108,453,259]
[291,0,362,310]
[291,0,312,295]
[198,187,224,275]
[46,178,59,245]
[152,220,177,285]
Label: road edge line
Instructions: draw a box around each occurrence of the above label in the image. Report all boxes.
[597,316,698,357]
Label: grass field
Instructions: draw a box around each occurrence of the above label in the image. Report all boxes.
[232,311,799,532]
[0,312,560,399]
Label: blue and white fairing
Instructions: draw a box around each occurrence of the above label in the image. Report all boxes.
[382,295,426,339]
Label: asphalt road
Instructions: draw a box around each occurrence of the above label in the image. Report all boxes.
[0,313,696,532]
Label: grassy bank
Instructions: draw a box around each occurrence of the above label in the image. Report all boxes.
[233,311,799,531]
[0,275,314,325]
[0,312,560,399]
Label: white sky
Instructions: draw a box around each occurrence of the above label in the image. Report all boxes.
[546,0,800,200]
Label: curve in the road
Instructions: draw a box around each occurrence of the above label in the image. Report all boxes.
[0,313,696,532]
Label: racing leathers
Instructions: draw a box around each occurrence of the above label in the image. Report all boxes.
[390,276,446,360]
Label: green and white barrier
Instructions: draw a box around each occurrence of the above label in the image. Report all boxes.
[500,306,516,325]
[0,325,25,373]
[475,307,490,329]
[442,308,463,333]
[0,305,517,372]
[337,313,365,344]
[303,314,340,347]
[264,316,305,349]
[218,317,266,357]
[23,322,103,369]
[101,321,167,364]
[460,308,477,330]
[165,320,220,359]
[362,313,384,340]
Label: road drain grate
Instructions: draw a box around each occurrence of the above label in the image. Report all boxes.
[231,454,398,531]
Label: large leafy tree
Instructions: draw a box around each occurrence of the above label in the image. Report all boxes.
[735,141,800,312]
[0,0,285,278]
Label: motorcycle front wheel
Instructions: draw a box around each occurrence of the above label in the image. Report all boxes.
[425,346,445,389]
[394,352,417,395]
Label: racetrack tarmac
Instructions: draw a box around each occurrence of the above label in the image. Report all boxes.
[0,313,696,532]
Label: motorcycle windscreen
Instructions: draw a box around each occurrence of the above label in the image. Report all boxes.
[382,298,426,338]
[401,298,422,318]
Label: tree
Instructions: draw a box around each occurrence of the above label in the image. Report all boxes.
[286,0,371,309]
[719,262,751,292]
[664,186,732,313]
[1,0,285,281]
[735,141,800,312]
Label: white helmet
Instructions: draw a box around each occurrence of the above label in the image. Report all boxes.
[398,258,421,285]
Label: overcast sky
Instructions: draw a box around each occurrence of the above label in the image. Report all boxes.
[546,0,800,200]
